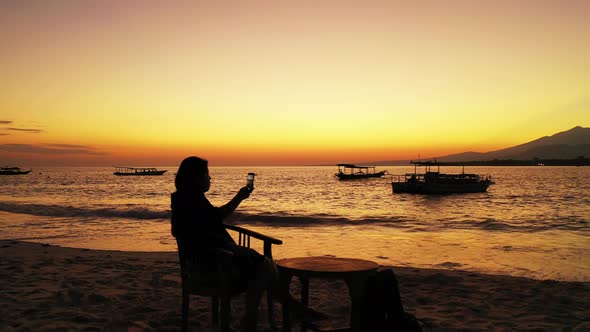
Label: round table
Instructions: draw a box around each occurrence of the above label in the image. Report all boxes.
[277,256,379,332]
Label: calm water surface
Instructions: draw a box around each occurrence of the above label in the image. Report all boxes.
[0,166,588,281]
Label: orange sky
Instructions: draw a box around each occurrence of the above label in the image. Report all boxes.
[1,0,589,166]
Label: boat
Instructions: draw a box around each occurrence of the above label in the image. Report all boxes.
[391,161,493,194]
[113,167,167,176]
[335,164,388,180]
[0,166,32,175]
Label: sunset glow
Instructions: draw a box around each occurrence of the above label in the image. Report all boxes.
[1,0,588,166]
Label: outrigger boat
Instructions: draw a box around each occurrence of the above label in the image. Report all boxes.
[114,167,167,176]
[335,164,388,180]
[391,161,493,194]
[0,166,32,175]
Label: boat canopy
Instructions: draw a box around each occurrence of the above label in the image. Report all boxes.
[336,164,375,169]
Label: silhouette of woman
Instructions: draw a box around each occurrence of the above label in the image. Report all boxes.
[171,156,320,331]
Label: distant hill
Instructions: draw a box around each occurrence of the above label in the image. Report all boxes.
[367,126,590,165]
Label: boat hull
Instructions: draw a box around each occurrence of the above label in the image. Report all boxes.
[114,170,167,176]
[392,181,491,194]
[0,170,31,175]
[336,171,387,180]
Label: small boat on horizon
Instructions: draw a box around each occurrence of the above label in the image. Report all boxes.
[391,161,493,194]
[335,164,389,180]
[0,166,32,175]
[113,167,167,176]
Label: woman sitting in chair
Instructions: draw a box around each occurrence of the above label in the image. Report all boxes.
[171,156,320,331]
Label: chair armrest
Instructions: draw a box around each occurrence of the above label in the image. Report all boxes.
[223,224,283,259]
[224,224,283,245]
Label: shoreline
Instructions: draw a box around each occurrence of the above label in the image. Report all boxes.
[1,240,588,331]
[2,209,587,283]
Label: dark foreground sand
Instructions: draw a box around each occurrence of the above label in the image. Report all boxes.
[0,240,588,332]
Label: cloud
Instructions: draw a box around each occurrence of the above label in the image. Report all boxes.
[0,121,44,134]
[45,143,95,149]
[0,144,107,156]
[5,127,44,133]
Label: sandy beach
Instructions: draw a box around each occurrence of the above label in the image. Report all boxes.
[1,240,588,332]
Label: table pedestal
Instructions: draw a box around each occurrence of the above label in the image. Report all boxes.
[277,257,379,332]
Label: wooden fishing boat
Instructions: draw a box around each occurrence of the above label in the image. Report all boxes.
[391,161,493,194]
[113,167,167,176]
[0,166,32,175]
[335,164,388,180]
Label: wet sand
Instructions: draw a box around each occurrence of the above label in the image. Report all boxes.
[0,240,588,331]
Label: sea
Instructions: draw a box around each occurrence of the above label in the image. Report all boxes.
[0,166,588,282]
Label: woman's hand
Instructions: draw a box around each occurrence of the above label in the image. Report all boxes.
[237,186,252,200]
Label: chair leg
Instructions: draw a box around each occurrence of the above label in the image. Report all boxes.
[181,290,190,332]
[220,296,231,332]
[211,296,219,327]
[267,290,275,327]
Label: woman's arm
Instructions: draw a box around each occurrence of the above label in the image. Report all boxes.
[218,186,251,220]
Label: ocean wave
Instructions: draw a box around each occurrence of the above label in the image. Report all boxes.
[475,218,512,231]
[0,202,586,233]
[231,212,411,227]
[0,202,169,220]
[451,217,589,233]
[0,202,410,226]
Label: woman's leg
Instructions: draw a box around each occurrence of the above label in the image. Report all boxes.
[241,252,274,331]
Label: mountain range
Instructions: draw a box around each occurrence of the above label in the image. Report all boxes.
[368,126,590,166]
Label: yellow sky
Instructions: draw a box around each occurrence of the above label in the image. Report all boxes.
[1,0,588,166]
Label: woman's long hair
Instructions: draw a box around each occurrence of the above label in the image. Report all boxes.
[174,156,208,193]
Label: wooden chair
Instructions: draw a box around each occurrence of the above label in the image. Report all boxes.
[178,224,283,332]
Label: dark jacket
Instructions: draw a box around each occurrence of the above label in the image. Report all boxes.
[171,191,236,256]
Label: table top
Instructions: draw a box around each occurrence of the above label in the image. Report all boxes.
[277,256,379,275]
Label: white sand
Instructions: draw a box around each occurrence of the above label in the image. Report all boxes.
[0,240,588,331]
